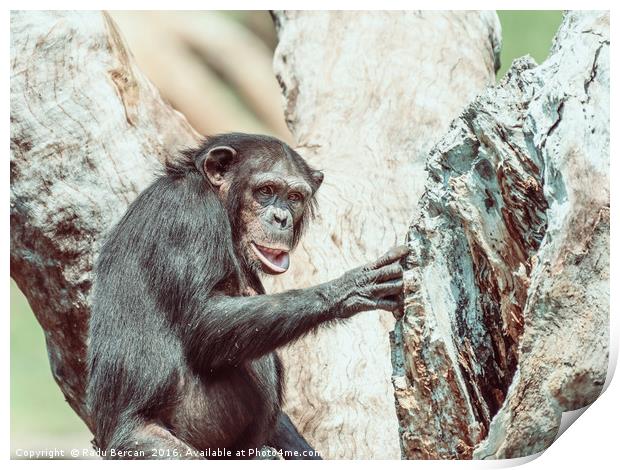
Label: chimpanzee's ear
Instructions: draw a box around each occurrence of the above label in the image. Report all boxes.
[311,170,324,189]
[203,146,237,187]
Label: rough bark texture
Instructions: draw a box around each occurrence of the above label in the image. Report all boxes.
[10,10,198,431]
[391,10,609,459]
[268,11,500,459]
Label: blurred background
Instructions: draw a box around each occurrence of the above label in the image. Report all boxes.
[10,10,563,456]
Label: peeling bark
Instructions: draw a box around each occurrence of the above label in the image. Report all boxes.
[269,11,500,459]
[391,10,609,459]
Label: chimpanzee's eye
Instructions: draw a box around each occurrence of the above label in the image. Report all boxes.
[288,192,304,203]
[257,185,274,196]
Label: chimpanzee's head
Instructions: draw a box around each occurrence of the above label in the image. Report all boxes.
[195,133,323,275]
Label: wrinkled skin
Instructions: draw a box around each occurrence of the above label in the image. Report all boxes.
[86,133,406,460]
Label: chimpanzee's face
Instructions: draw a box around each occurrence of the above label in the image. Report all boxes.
[238,159,313,274]
[200,137,323,275]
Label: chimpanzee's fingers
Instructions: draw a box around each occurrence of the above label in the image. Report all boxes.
[367,261,403,283]
[366,245,409,270]
[368,279,403,297]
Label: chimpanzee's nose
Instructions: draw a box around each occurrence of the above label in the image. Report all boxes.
[272,209,290,229]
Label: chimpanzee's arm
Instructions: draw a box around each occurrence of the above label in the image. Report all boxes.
[265,412,322,460]
[183,246,407,369]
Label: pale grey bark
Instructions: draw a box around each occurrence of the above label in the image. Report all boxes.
[391,10,609,459]
[268,11,500,459]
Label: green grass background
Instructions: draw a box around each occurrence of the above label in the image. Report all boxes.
[497,11,563,77]
[10,10,564,451]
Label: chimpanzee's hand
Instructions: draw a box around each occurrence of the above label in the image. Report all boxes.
[332,245,408,318]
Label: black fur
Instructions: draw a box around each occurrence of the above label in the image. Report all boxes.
[86,133,405,460]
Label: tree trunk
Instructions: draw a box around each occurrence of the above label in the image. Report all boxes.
[267,11,500,459]
[391,10,609,459]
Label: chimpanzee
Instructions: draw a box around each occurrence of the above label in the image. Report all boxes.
[86,133,407,460]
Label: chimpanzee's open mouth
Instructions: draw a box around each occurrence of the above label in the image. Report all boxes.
[251,243,290,274]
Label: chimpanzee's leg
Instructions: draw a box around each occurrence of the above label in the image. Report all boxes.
[265,412,322,460]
